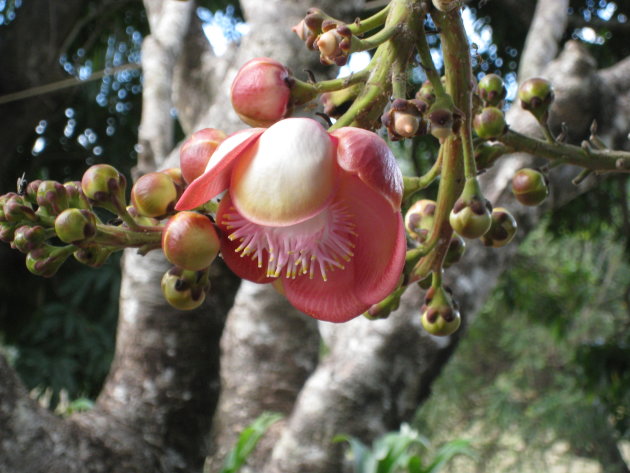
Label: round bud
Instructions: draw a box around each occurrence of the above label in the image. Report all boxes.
[131,172,178,218]
[416,80,436,106]
[3,195,37,223]
[36,180,69,216]
[420,286,461,336]
[26,246,72,278]
[231,57,293,128]
[161,269,206,311]
[477,74,506,106]
[432,0,460,12]
[162,212,220,271]
[81,164,126,203]
[480,207,518,248]
[13,225,47,253]
[449,179,492,239]
[443,234,466,268]
[405,199,436,243]
[474,141,508,171]
[0,222,16,243]
[512,168,549,206]
[518,77,554,122]
[473,107,506,139]
[179,129,227,184]
[428,107,454,141]
[64,181,91,209]
[54,208,97,244]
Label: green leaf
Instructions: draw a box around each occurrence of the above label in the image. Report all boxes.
[219,412,282,473]
[425,439,475,473]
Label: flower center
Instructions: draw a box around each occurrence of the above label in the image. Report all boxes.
[222,203,356,281]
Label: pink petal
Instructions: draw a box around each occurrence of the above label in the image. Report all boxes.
[331,127,403,211]
[175,129,263,211]
[282,175,406,322]
[215,194,276,284]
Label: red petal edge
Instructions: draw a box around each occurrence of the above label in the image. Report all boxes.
[331,127,403,211]
[175,129,263,210]
[282,175,406,323]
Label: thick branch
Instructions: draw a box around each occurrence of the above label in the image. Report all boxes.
[518,0,569,80]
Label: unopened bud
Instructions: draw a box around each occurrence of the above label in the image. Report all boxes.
[231,58,293,128]
[477,74,506,106]
[316,24,352,66]
[161,268,207,311]
[64,181,91,209]
[404,199,436,243]
[3,194,37,223]
[36,180,69,216]
[162,211,220,271]
[518,77,554,123]
[131,172,178,218]
[449,178,492,239]
[512,168,549,206]
[26,245,73,278]
[443,234,466,268]
[421,286,461,336]
[81,164,128,213]
[480,207,517,247]
[13,225,47,253]
[54,208,97,244]
[180,128,227,183]
[74,245,113,267]
[473,106,506,140]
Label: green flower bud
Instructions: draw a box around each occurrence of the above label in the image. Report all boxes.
[36,180,69,216]
[25,180,42,205]
[415,80,436,106]
[443,234,466,268]
[13,225,47,253]
[162,211,220,271]
[480,207,517,248]
[321,84,362,119]
[0,221,17,243]
[81,164,128,213]
[3,194,38,223]
[518,77,554,123]
[473,106,506,140]
[421,286,461,336]
[64,181,92,209]
[161,268,207,311]
[131,172,178,218]
[404,199,436,243]
[477,74,506,106]
[54,208,97,244]
[449,178,492,239]
[26,245,73,278]
[512,168,549,206]
[74,245,113,267]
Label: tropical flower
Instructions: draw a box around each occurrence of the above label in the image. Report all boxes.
[176,118,406,322]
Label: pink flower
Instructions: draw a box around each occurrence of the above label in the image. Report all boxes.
[176,118,405,322]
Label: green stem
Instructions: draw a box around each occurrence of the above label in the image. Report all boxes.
[291,69,370,105]
[94,223,162,248]
[416,24,446,97]
[498,129,630,172]
[348,4,391,35]
[403,148,443,201]
[350,23,400,53]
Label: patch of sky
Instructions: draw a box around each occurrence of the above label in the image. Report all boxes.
[198,5,249,56]
[337,52,371,78]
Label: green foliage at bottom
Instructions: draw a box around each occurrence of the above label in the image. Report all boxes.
[414,224,630,471]
[336,424,474,473]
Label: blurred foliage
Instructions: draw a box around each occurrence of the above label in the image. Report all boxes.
[218,412,282,473]
[335,424,475,473]
[414,223,630,471]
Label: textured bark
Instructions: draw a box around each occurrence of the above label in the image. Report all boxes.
[2,0,630,472]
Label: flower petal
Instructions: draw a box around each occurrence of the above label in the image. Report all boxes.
[175,128,263,211]
[282,175,406,322]
[231,118,337,227]
[216,194,276,284]
[331,127,403,211]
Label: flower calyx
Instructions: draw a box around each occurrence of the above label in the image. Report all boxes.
[421,285,461,336]
[382,98,429,141]
[449,178,492,239]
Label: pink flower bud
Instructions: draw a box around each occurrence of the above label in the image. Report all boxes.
[162,211,220,271]
[179,128,227,184]
[230,58,293,127]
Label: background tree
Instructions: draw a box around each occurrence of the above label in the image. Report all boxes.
[0,1,629,473]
